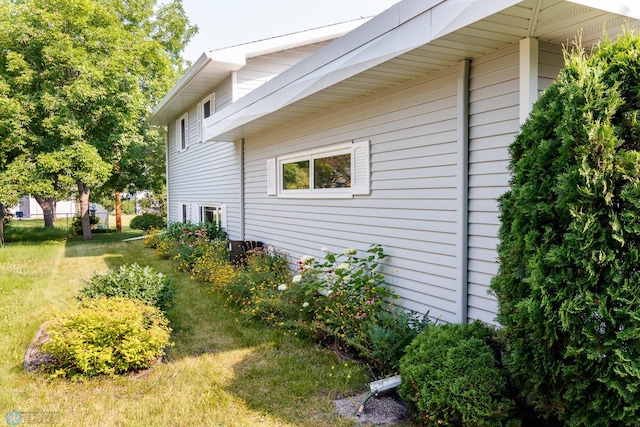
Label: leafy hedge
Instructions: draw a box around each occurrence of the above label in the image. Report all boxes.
[491,32,640,425]
[79,263,175,311]
[42,297,172,377]
[130,213,166,232]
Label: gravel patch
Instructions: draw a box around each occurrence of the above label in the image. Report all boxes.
[334,391,409,426]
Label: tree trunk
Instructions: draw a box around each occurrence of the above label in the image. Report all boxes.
[34,195,57,227]
[0,203,5,245]
[115,191,122,232]
[77,181,92,241]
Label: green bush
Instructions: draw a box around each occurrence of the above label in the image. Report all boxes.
[130,213,166,232]
[79,263,175,311]
[366,306,430,372]
[491,32,640,425]
[399,322,517,426]
[41,297,173,377]
[71,214,99,235]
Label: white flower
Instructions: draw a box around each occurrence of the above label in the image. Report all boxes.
[342,248,357,255]
[299,255,315,264]
[321,247,329,253]
[337,262,350,271]
[302,302,309,308]
[277,284,287,291]
[292,274,302,283]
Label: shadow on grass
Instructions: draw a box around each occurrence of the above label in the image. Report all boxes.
[64,230,144,258]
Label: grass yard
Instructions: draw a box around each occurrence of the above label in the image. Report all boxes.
[0,223,381,426]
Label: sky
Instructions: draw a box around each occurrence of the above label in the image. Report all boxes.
[180,0,400,63]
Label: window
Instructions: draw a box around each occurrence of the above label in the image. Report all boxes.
[267,140,370,198]
[181,203,188,223]
[197,93,215,143]
[176,113,189,151]
[199,204,226,231]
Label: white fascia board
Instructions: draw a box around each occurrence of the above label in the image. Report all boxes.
[430,0,522,39]
[203,0,524,142]
[228,19,370,59]
[567,0,640,19]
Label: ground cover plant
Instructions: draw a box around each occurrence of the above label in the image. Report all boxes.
[492,31,640,426]
[0,221,381,426]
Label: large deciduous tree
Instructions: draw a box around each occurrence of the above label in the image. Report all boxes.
[0,0,195,239]
[492,32,640,425]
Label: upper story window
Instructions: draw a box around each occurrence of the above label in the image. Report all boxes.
[267,140,370,198]
[197,93,215,143]
[176,113,189,152]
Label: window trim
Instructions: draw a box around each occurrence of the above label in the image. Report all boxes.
[271,141,369,199]
[176,113,189,152]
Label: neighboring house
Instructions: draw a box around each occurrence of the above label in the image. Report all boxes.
[150,0,640,325]
[9,195,76,221]
[8,195,110,228]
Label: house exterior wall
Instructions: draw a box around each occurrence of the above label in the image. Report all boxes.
[243,65,460,321]
[239,40,564,323]
[166,105,242,238]
[466,40,563,323]
[164,36,565,323]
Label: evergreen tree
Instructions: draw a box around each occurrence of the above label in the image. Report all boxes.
[492,32,640,426]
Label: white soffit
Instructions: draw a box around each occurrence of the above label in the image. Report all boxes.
[567,0,640,19]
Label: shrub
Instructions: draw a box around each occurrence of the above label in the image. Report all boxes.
[41,297,173,377]
[130,213,166,232]
[366,306,431,372]
[491,32,640,425]
[399,321,517,426]
[71,214,99,235]
[79,263,175,311]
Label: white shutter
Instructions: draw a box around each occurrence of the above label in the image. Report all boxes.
[266,158,277,195]
[351,140,370,195]
[220,204,227,231]
[190,203,200,223]
[175,119,180,152]
[196,102,202,143]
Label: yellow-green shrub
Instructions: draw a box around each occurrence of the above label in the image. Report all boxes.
[41,297,173,377]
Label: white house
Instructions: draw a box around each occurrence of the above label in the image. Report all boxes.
[149,0,640,324]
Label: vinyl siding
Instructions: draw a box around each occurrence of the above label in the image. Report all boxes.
[236,41,332,99]
[166,103,242,238]
[243,67,460,322]
[538,41,564,94]
[467,43,520,324]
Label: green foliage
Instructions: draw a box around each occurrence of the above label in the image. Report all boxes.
[399,322,517,426]
[130,213,166,232]
[366,306,431,372]
[491,31,640,426]
[71,214,100,235]
[0,0,196,237]
[41,297,173,378]
[79,263,175,311]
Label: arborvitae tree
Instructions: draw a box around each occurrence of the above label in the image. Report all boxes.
[491,32,640,426]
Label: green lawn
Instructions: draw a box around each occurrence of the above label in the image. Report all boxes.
[0,225,381,426]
